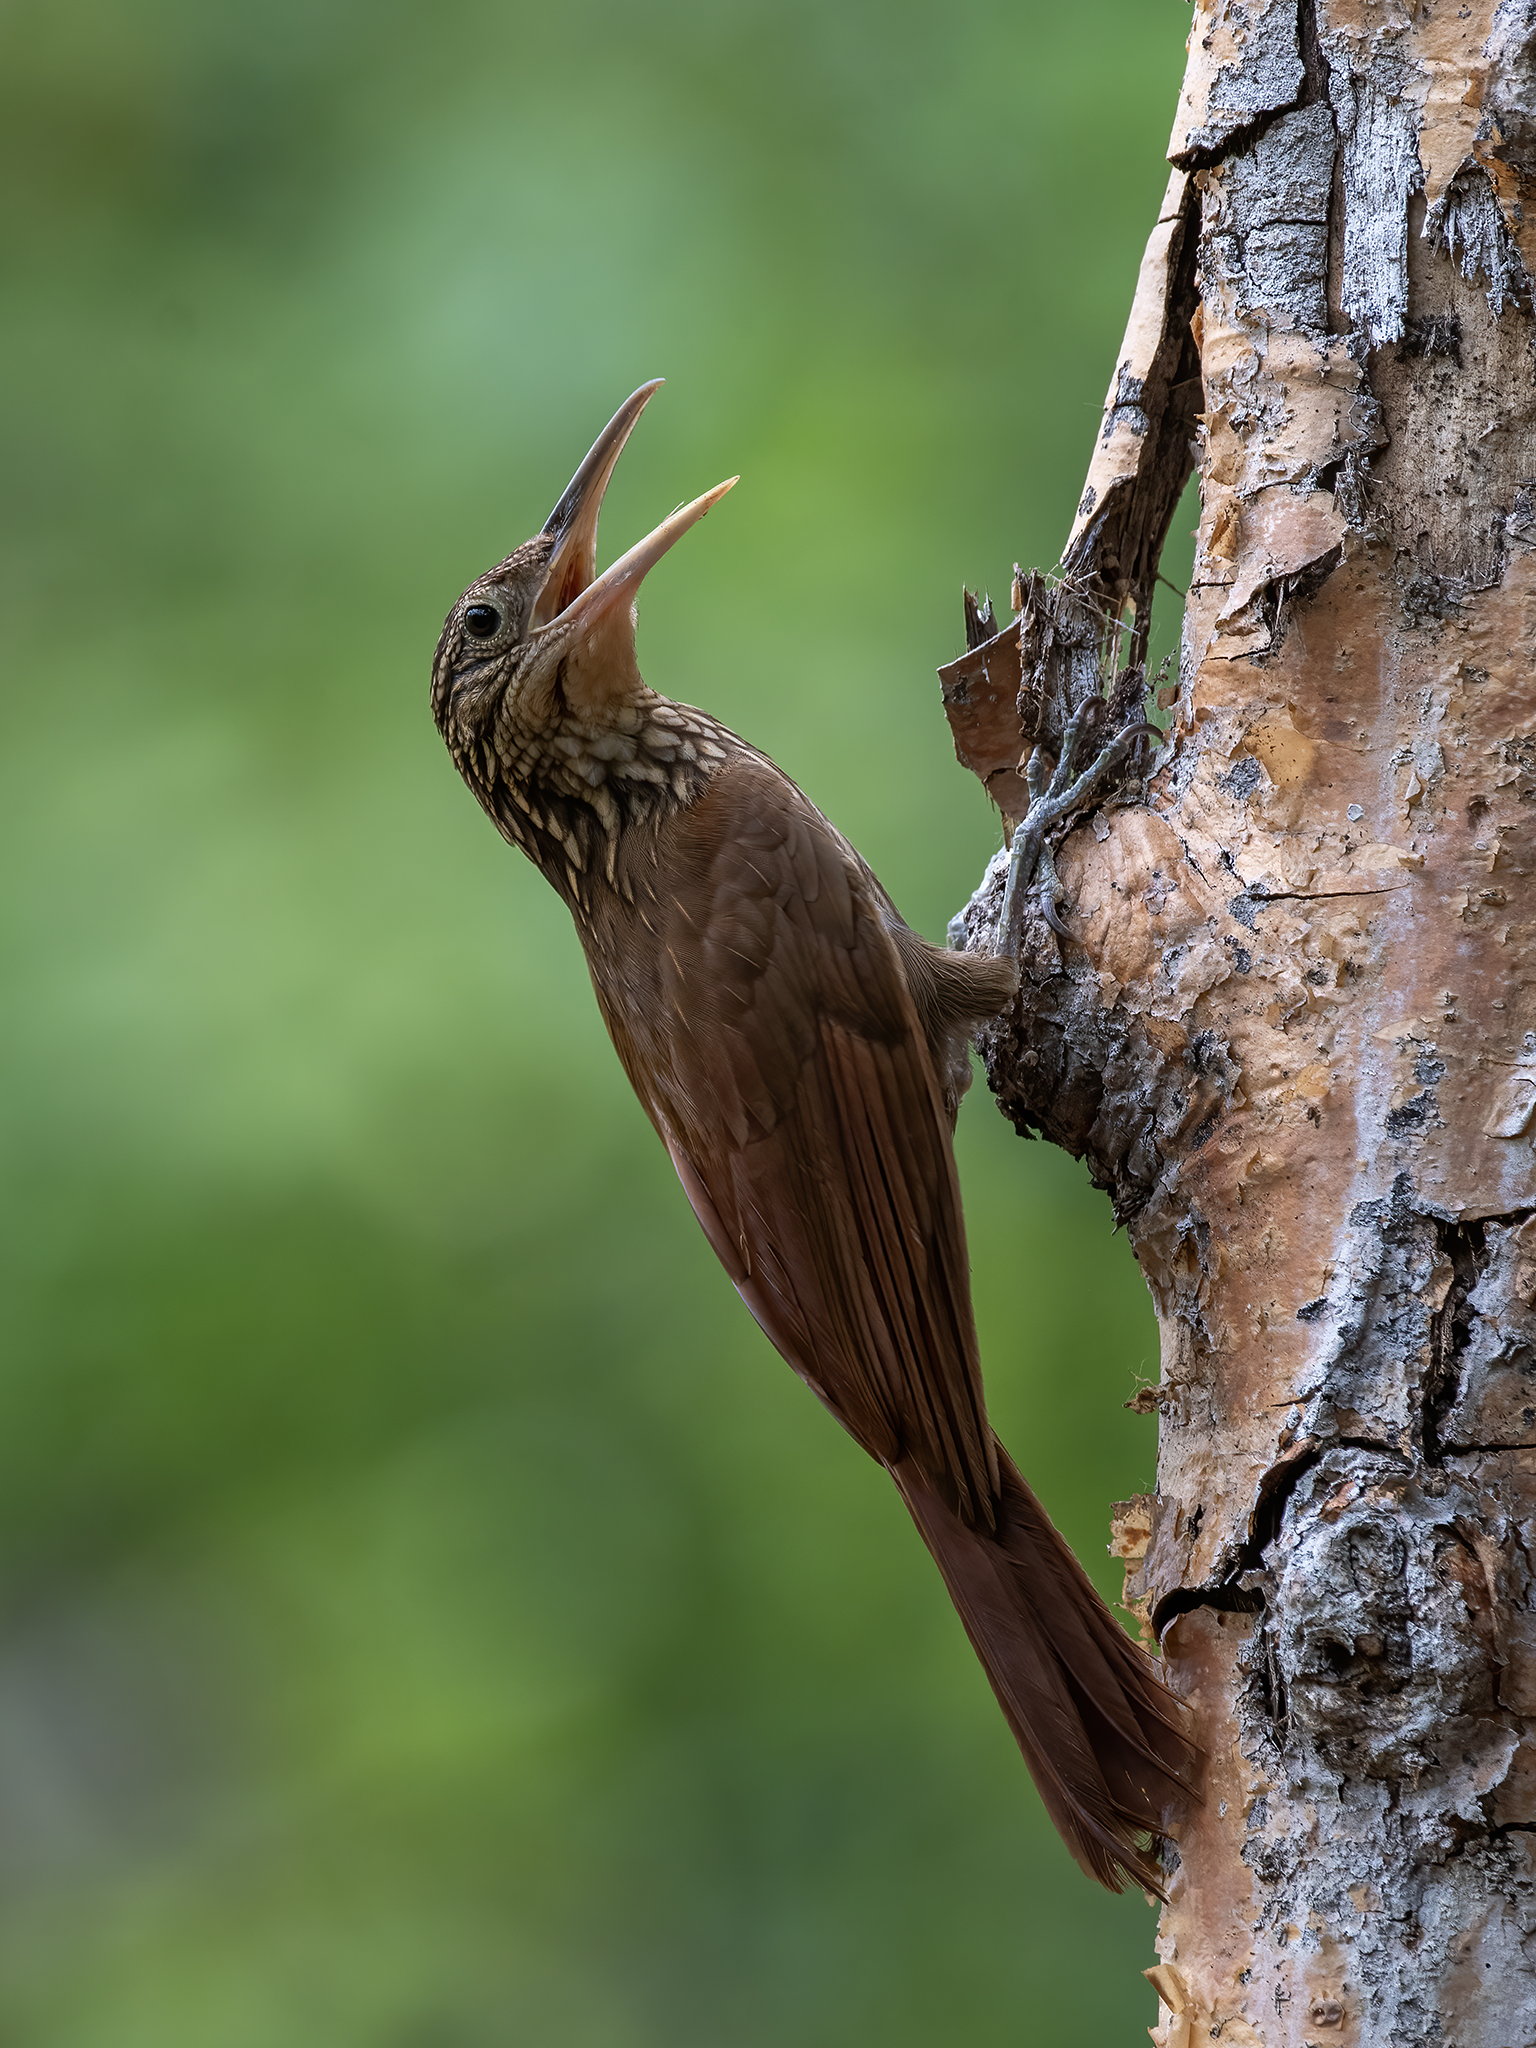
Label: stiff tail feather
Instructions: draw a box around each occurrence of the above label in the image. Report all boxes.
[893,1447,1199,1894]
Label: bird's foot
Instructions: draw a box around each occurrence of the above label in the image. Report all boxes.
[995,705,1158,959]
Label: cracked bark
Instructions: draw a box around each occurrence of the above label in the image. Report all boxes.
[943,4,1536,2040]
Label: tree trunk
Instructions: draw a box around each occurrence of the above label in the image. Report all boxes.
[943,4,1536,2039]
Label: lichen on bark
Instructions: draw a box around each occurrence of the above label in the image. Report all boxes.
[943,3,1536,2039]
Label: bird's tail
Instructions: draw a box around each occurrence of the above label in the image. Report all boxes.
[892,1445,1199,1894]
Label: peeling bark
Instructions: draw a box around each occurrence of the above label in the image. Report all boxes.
[944,4,1536,2038]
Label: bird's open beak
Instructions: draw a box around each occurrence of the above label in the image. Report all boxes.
[532,380,665,630]
[532,382,736,647]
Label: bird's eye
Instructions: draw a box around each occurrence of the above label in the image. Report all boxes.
[464,603,502,639]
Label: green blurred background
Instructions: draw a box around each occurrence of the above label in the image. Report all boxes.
[1,3,1195,2041]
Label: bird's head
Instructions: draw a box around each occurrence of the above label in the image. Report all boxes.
[431,381,735,771]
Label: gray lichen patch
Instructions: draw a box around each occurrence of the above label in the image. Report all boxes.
[1266,1450,1505,1776]
[1325,41,1419,349]
[1426,160,1533,318]
[1201,104,1336,333]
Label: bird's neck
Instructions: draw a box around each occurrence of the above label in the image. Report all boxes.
[483,686,730,915]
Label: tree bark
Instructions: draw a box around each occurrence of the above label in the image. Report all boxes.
[943,4,1536,2039]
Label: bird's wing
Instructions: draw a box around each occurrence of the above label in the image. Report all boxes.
[609,752,999,1524]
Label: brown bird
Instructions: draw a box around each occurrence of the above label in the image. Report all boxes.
[430,383,1197,1891]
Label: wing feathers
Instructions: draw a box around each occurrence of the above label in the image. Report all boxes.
[820,1021,995,1520]
[624,758,999,1516]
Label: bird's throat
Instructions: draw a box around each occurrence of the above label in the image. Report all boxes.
[479,692,730,916]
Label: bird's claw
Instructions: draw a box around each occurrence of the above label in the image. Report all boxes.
[1035,839,1072,936]
[995,710,1157,960]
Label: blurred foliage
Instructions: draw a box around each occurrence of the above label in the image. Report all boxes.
[0,0,1196,2041]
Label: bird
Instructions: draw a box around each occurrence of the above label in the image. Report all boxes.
[430,382,1198,1892]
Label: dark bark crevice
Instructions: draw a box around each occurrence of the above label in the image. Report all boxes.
[1424,1218,1490,1465]
[1061,179,1205,661]
[1148,1434,1412,1638]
